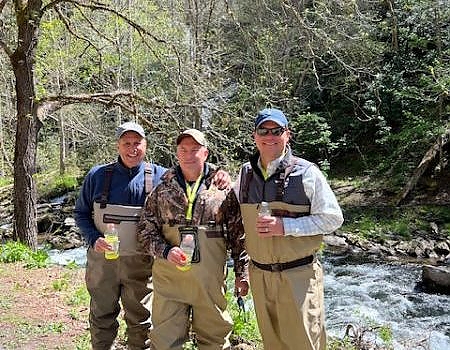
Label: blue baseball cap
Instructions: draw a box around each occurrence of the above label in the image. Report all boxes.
[255,108,288,128]
[116,122,146,139]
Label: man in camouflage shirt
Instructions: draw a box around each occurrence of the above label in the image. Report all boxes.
[137,129,249,350]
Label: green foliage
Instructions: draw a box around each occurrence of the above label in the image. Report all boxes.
[0,241,50,268]
[74,332,91,350]
[52,273,70,292]
[36,172,80,200]
[290,112,340,167]
[378,325,393,346]
[327,337,357,350]
[66,260,80,270]
[0,177,13,186]
[67,286,90,307]
[340,205,450,241]
[0,241,30,263]
[225,270,262,347]
[25,249,51,269]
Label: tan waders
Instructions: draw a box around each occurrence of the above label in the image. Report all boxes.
[87,203,153,350]
[241,203,326,350]
[149,225,233,350]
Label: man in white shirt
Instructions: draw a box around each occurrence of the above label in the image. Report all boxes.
[234,108,344,350]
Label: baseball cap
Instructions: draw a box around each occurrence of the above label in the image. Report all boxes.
[255,108,288,128]
[176,129,208,147]
[116,122,146,139]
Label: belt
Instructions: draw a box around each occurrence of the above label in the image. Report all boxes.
[251,255,314,272]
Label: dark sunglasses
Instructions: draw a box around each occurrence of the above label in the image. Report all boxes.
[255,126,286,136]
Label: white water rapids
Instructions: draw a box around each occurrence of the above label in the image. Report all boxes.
[48,248,450,349]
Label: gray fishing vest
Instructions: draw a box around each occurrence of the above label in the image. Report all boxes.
[238,156,323,263]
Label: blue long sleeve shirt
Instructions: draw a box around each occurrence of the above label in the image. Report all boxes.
[74,158,167,247]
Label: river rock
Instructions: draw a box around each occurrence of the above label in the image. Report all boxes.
[421,265,450,294]
[324,234,349,253]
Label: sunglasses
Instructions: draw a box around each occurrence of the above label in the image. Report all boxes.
[255,126,286,136]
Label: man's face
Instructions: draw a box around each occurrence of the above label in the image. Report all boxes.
[117,131,147,168]
[176,136,209,176]
[254,120,290,160]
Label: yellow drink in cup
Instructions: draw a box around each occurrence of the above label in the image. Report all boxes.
[104,223,119,260]
[177,234,195,271]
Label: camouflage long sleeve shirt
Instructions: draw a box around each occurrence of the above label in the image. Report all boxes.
[137,164,249,278]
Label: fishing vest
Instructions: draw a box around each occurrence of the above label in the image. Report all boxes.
[93,162,152,256]
[238,155,323,263]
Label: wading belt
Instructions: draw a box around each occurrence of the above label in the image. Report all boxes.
[251,255,313,272]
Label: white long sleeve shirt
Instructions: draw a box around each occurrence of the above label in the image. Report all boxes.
[234,155,344,237]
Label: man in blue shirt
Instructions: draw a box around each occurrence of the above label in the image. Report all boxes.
[75,122,230,350]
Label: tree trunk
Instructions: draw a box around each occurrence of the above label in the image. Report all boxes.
[10,2,43,250]
[59,115,66,175]
[396,127,450,205]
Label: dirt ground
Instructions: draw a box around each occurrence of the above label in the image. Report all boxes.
[0,263,89,350]
[0,263,256,350]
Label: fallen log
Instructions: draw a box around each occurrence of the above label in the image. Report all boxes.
[397,127,449,205]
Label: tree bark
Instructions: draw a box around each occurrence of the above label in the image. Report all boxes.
[10,1,43,250]
[59,115,66,175]
[397,127,450,205]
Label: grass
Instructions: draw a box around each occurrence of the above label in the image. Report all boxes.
[341,204,450,241]
[0,242,262,349]
[0,241,50,267]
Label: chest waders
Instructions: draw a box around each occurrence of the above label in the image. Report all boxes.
[87,162,153,350]
[149,186,233,350]
[238,162,326,350]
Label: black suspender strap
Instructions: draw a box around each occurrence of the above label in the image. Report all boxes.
[144,163,153,195]
[100,162,152,209]
[241,167,253,203]
[99,163,115,209]
[275,158,302,201]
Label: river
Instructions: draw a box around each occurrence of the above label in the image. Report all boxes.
[48,248,450,350]
[324,254,450,350]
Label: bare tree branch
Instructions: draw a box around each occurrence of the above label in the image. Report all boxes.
[54,5,103,59]
[41,0,183,85]
[44,0,167,44]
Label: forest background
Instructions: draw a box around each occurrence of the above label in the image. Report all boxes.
[1,1,449,251]
[1,1,449,349]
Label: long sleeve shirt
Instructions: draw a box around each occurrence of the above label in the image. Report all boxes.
[74,158,167,247]
[137,164,249,278]
[234,152,343,237]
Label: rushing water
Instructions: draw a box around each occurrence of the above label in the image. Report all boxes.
[324,254,450,350]
[48,248,450,349]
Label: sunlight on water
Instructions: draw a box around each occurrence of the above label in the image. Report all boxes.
[48,246,87,266]
[323,255,450,350]
[48,249,449,349]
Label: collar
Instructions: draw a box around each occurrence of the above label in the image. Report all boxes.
[250,146,293,180]
[175,163,210,192]
[257,151,286,180]
[116,157,145,175]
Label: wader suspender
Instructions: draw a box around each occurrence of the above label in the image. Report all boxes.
[241,167,253,203]
[99,162,153,209]
[99,163,115,209]
[144,164,153,195]
[240,161,299,203]
[275,160,300,201]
